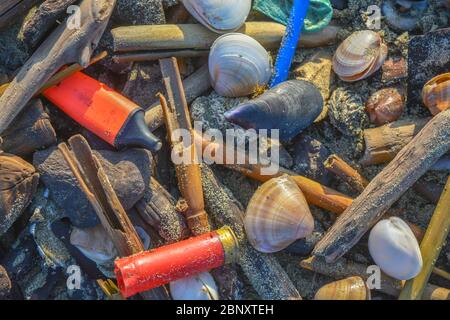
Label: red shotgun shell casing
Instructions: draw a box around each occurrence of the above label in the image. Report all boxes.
[42,71,161,151]
[114,226,239,298]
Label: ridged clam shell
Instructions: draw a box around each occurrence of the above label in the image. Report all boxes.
[170,272,219,300]
[224,80,323,141]
[333,31,387,82]
[0,154,39,235]
[422,73,450,115]
[244,175,314,253]
[181,0,251,33]
[70,225,118,265]
[368,217,423,280]
[314,276,371,300]
[209,33,272,97]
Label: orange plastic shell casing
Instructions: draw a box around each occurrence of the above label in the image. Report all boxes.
[43,71,139,146]
[114,230,226,298]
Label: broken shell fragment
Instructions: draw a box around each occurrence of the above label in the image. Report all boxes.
[333,30,388,82]
[170,271,219,300]
[244,175,314,253]
[181,0,251,33]
[208,33,272,97]
[422,73,450,115]
[224,80,323,141]
[368,217,423,281]
[366,88,405,125]
[314,276,371,300]
[70,225,118,265]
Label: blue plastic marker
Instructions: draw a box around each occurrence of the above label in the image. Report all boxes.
[269,0,310,88]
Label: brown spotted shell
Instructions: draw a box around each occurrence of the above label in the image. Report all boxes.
[314,276,371,300]
[0,153,39,235]
[366,87,405,125]
[244,175,314,253]
[422,73,450,115]
[333,30,388,82]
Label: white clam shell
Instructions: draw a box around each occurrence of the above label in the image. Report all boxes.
[70,225,118,265]
[368,217,423,280]
[181,0,251,33]
[244,175,315,253]
[209,33,272,97]
[170,272,219,300]
[333,30,387,82]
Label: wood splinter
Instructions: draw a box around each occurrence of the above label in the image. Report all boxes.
[159,57,211,236]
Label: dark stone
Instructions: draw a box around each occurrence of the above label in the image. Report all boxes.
[284,222,325,256]
[291,135,332,185]
[33,147,153,228]
[113,0,166,25]
[330,0,348,10]
[408,28,450,113]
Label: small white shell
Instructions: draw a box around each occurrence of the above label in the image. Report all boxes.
[181,0,251,33]
[368,217,423,280]
[209,33,272,97]
[70,225,118,265]
[244,175,315,253]
[170,272,219,300]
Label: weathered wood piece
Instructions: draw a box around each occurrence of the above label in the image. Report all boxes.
[159,58,210,235]
[112,23,340,52]
[21,0,78,49]
[200,164,302,300]
[300,256,449,300]
[324,154,368,193]
[360,118,429,166]
[313,108,450,263]
[135,177,189,243]
[0,99,56,156]
[0,0,40,30]
[113,49,209,62]
[399,176,450,300]
[145,64,210,131]
[0,0,116,136]
[0,154,39,236]
[58,134,170,300]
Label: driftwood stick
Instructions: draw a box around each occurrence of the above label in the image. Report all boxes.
[21,0,78,49]
[113,50,209,63]
[399,176,450,300]
[145,64,210,131]
[324,154,368,193]
[300,256,449,300]
[112,23,340,52]
[0,51,107,96]
[159,58,210,235]
[0,0,115,136]
[0,0,40,30]
[313,108,450,263]
[200,164,302,300]
[360,118,429,166]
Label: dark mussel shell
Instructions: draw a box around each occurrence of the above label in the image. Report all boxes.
[224,80,323,141]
